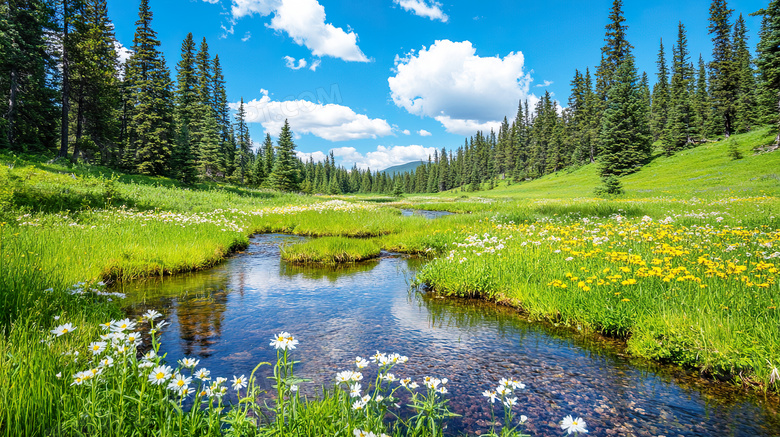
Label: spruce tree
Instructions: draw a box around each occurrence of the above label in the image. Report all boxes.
[234,97,252,184]
[693,55,713,140]
[755,1,780,144]
[663,22,695,155]
[595,0,633,132]
[125,0,174,175]
[599,55,652,178]
[708,0,737,137]
[0,0,59,152]
[263,133,274,176]
[651,39,670,140]
[69,0,121,163]
[172,32,198,181]
[732,13,757,133]
[268,120,300,192]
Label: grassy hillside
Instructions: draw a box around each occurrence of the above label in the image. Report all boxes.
[456,127,780,199]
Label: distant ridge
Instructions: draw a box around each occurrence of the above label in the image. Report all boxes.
[380,161,424,175]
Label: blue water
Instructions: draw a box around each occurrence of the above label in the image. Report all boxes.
[117,234,780,436]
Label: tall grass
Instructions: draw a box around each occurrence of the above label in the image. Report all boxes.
[281,237,381,264]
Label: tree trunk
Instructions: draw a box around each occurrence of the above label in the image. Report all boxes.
[58,1,70,159]
[6,68,18,147]
[73,83,85,161]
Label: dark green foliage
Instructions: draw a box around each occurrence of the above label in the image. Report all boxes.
[124,0,174,176]
[651,39,670,140]
[0,0,60,153]
[727,137,743,159]
[732,14,757,134]
[693,55,713,140]
[268,120,300,192]
[599,55,652,178]
[234,98,252,184]
[708,0,737,137]
[755,1,780,144]
[662,22,695,155]
[68,0,121,164]
[172,32,198,182]
[595,175,624,196]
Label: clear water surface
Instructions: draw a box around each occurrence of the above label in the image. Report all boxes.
[116,233,780,436]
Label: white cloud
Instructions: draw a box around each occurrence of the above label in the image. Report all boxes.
[402,129,411,135]
[230,0,368,62]
[202,0,220,3]
[283,56,308,70]
[113,41,133,79]
[233,90,392,142]
[114,41,132,66]
[296,150,328,163]
[242,31,252,42]
[394,0,448,22]
[388,40,537,135]
[535,80,553,87]
[309,59,321,71]
[304,145,436,170]
[418,129,432,136]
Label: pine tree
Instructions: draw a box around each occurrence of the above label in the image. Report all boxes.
[195,37,212,110]
[0,0,60,152]
[693,55,713,140]
[599,55,652,178]
[755,1,780,144]
[708,0,737,138]
[732,13,757,133]
[650,39,670,140]
[663,22,695,154]
[172,32,198,181]
[124,0,174,175]
[68,0,121,163]
[191,107,218,178]
[263,133,274,176]
[268,120,300,192]
[595,0,633,132]
[234,97,252,184]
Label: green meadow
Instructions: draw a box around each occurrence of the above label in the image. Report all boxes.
[1,129,779,436]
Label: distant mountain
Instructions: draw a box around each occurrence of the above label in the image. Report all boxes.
[380,161,424,175]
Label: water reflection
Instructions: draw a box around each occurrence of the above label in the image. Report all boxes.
[116,234,780,436]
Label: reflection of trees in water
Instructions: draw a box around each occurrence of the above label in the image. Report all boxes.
[175,286,228,357]
[278,259,380,282]
[116,271,231,359]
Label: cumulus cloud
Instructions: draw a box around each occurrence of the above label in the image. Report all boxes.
[283,56,308,70]
[536,80,553,87]
[388,40,536,135]
[233,90,392,142]
[418,129,432,136]
[230,0,368,62]
[394,0,448,22]
[299,145,436,170]
[296,150,328,163]
[114,41,132,66]
[402,129,411,135]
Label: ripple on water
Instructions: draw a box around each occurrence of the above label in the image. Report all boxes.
[116,234,780,436]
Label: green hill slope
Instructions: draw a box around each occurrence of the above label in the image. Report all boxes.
[468,127,780,199]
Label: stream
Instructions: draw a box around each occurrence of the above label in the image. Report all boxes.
[116,232,780,436]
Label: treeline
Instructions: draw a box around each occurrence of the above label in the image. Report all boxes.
[385,0,780,195]
[4,0,780,196]
[0,0,296,189]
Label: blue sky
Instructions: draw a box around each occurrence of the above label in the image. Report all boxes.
[106,0,767,170]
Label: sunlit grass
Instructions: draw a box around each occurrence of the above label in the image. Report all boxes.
[281,236,381,264]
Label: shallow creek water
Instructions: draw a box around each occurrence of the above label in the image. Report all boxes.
[117,233,780,436]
